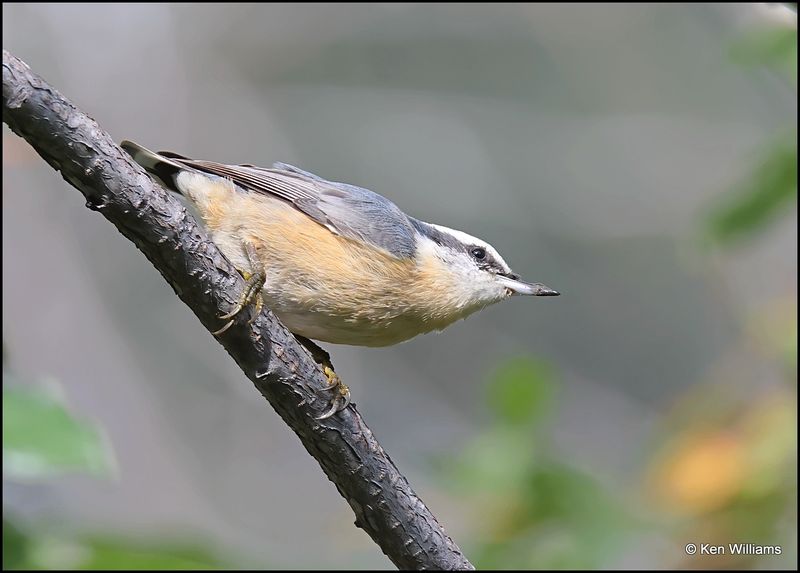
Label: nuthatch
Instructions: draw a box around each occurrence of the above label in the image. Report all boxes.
[121,141,559,417]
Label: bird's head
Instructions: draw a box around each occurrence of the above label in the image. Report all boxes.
[410,220,559,319]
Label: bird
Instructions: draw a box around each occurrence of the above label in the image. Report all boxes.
[121,141,559,418]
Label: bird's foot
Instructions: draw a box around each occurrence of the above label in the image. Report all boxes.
[316,366,351,420]
[294,335,352,420]
[213,243,266,335]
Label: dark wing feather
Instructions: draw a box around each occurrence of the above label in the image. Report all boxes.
[172,158,418,259]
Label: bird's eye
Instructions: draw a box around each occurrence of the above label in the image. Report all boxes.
[471,247,486,261]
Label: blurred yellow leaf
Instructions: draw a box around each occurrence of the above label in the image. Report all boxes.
[649,431,746,515]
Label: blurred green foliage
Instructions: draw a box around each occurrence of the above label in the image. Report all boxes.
[3,518,30,570]
[707,22,797,245]
[487,357,554,427]
[2,362,234,570]
[3,381,113,480]
[473,462,635,570]
[442,19,797,568]
[439,357,638,569]
[4,520,226,571]
[730,25,797,82]
[707,133,797,244]
[656,20,797,568]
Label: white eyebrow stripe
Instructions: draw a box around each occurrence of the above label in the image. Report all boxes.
[427,223,512,273]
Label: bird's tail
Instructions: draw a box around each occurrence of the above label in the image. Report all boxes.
[120,140,189,194]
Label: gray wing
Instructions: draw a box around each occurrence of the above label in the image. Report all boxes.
[172,157,418,259]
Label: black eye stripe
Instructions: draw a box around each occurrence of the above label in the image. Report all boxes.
[471,247,506,274]
[408,220,508,271]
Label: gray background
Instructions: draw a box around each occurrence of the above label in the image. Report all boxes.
[3,3,796,569]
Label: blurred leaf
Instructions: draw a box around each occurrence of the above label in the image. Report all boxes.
[739,392,796,499]
[447,356,636,569]
[524,465,626,527]
[747,297,798,375]
[31,536,227,570]
[707,135,797,243]
[3,517,32,570]
[487,357,555,426]
[730,26,797,82]
[648,430,747,515]
[471,463,636,569]
[2,382,113,479]
[2,514,231,570]
[476,529,586,570]
[447,427,538,494]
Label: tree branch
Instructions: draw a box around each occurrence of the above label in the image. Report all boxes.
[2,49,474,571]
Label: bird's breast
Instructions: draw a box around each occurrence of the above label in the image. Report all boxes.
[201,190,475,346]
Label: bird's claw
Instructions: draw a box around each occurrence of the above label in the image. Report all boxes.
[211,318,235,336]
[213,269,265,336]
[294,335,352,420]
[315,366,351,420]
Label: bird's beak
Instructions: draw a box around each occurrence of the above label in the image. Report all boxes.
[497,274,560,297]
